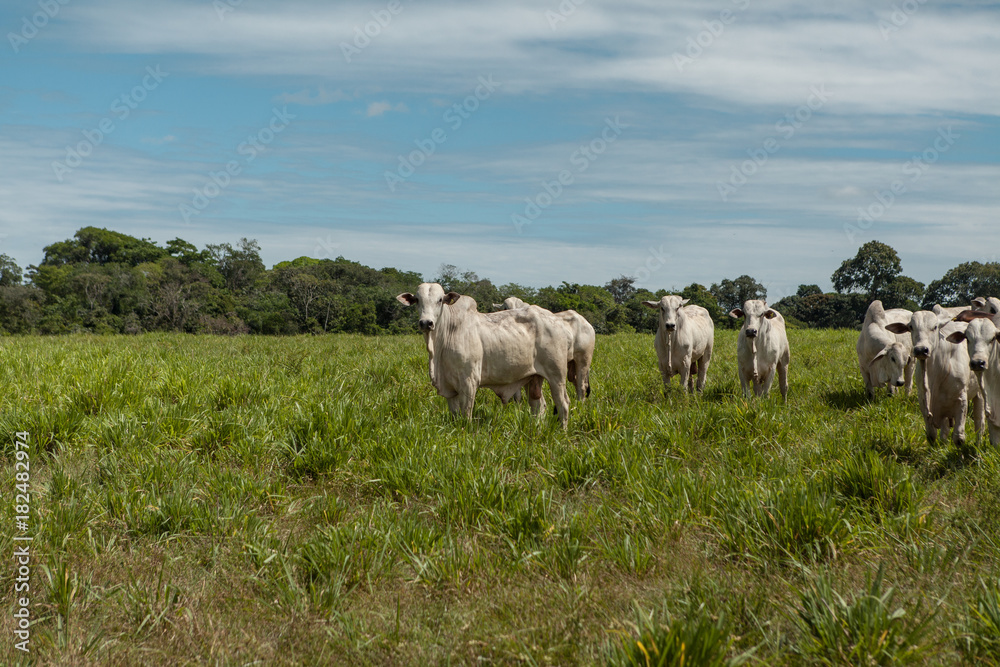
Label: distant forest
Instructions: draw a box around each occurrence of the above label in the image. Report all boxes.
[0,228,997,335]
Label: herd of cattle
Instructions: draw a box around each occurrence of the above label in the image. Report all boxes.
[396,283,1000,447]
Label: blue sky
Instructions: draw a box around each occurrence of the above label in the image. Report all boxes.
[1,0,998,299]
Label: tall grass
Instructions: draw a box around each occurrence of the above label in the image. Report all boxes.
[0,329,994,664]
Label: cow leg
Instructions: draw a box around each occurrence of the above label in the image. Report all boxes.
[549,377,570,428]
[777,361,788,403]
[738,370,751,398]
[924,414,937,444]
[579,361,591,400]
[660,364,673,393]
[566,360,578,399]
[903,359,914,396]
[860,366,875,399]
[696,352,710,393]
[679,355,693,394]
[989,422,1000,447]
[527,375,546,417]
[458,381,477,420]
[953,394,968,448]
[974,392,985,442]
[759,369,775,398]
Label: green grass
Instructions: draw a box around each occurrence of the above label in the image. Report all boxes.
[1,329,999,664]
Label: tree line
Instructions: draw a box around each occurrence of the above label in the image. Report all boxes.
[0,229,997,335]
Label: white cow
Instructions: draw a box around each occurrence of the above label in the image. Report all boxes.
[642,295,714,393]
[397,283,571,426]
[491,298,595,399]
[886,311,983,446]
[729,300,790,400]
[946,311,1000,445]
[857,301,913,398]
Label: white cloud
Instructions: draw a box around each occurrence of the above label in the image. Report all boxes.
[366,101,408,117]
[55,0,1000,116]
[274,85,354,106]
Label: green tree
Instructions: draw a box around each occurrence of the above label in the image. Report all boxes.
[0,254,22,287]
[41,227,166,267]
[207,238,265,295]
[604,275,637,305]
[922,262,1000,309]
[831,241,922,308]
[680,282,724,323]
[710,275,767,314]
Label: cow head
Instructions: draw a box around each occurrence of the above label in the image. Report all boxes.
[972,296,1000,316]
[871,342,910,387]
[885,310,952,360]
[642,295,688,332]
[396,283,462,332]
[947,310,1000,373]
[729,300,777,339]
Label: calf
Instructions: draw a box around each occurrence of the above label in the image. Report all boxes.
[857,301,912,398]
[643,295,714,393]
[398,283,571,426]
[729,300,790,400]
[947,311,1000,445]
[886,311,983,446]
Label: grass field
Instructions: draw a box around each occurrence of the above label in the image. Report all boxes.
[3,330,1000,665]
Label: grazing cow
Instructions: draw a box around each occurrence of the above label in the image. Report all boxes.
[729,300,790,400]
[857,301,913,398]
[397,283,571,426]
[642,295,714,393]
[947,311,1000,445]
[491,298,596,400]
[886,311,983,446]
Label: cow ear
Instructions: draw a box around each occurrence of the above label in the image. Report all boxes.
[443,292,462,306]
[396,292,417,306]
[885,322,909,334]
[946,331,967,344]
[763,309,777,319]
[680,298,690,306]
[492,303,503,311]
[954,309,992,323]
[873,348,888,360]
[972,297,986,307]
[728,308,743,319]
[642,300,660,310]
